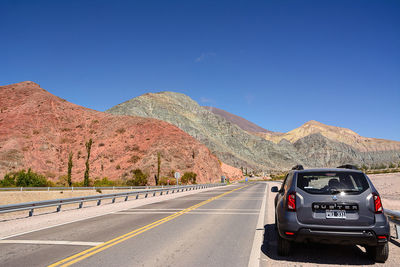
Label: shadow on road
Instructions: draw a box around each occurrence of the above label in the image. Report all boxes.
[261,224,375,265]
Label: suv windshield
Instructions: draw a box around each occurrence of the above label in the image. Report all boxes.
[297,172,369,195]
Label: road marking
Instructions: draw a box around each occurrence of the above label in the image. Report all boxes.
[124,208,261,211]
[0,184,225,241]
[48,185,249,267]
[115,211,259,215]
[0,240,102,246]
[248,183,268,267]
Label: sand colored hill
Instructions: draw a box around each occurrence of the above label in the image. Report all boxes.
[259,120,400,152]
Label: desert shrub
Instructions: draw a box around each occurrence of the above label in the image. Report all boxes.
[159,177,176,185]
[1,169,50,187]
[72,178,93,187]
[127,155,141,164]
[116,128,126,134]
[56,175,69,186]
[94,177,116,187]
[389,162,396,168]
[0,173,16,187]
[361,164,369,171]
[96,188,102,193]
[181,172,197,184]
[126,169,148,186]
[116,165,121,170]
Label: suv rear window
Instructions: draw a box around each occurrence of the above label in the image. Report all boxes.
[297,172,369,195]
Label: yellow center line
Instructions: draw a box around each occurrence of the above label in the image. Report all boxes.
[49,184,249,267]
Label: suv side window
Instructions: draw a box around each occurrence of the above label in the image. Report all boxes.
[280,173,289,192]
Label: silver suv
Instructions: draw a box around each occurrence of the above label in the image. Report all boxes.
[271,165,390,263]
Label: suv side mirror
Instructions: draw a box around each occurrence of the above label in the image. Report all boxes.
[271,186,279,193]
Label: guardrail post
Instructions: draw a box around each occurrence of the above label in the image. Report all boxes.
[166,190,169,194]
[29,209,34,217]
[136,194,139,199]
[112,198,116,203]
[160,191,163,195]
[172,189,175,193]
[20,187,23,192]
[153,192,156,196]
[125,196,129,201]
[57,205,61,212]
[97,200,101,206]
[130,186,133,190]
[145,193,148,198]
[72,186,74,192]
[48,187,50,191]
[79,202,83,208]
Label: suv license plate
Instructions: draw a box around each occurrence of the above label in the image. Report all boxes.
[326,210,346,219]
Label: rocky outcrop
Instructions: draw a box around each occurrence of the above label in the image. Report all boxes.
[0,82,226,184]
[107,91,400,172]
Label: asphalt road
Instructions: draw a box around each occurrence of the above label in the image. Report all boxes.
[0,182,399,267]
[0,183,265,267]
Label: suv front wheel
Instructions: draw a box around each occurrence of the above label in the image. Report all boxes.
[366,243,389,263]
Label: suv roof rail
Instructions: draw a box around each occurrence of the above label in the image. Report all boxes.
[292,165,304,170]
[337,164,359,170]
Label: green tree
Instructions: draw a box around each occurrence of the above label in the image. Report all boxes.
[84,139,93,187]
[67,152,73,187]
[156,152,161,185]
[127,169,148,186]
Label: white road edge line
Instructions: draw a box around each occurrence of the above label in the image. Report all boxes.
[0,240,103,246]
[248,183,268,267]
[114,211,260,215]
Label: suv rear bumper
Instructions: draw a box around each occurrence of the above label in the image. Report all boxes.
[283,228,386,246]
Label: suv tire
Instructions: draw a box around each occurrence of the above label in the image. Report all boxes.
[277,233,292,256]
[366,243,388,263]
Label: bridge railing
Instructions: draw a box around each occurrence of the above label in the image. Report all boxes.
[0,184,225,217]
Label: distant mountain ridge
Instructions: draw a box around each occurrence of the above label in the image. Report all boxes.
[256,120,400,153]
[203,106,273,133]
[107,91,400,171]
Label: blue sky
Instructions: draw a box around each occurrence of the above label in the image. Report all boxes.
[1,0,399,140]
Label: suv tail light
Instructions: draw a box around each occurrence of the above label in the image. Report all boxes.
[287,192,296,211]
[373,193,383,213]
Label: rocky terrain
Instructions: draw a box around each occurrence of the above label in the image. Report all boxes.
[203,106,273,133]
[107,92,400,172]
[0,82,243,184]
[257,120,400,153]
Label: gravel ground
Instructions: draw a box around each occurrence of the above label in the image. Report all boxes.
[368,173,400,210]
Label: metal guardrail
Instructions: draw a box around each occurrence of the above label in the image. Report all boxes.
[0,184,225,217]
[0,185,178,191]
[385,209,400,239]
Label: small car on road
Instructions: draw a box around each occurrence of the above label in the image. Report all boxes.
[271,165,390,262]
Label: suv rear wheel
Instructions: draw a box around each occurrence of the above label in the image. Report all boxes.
[277,233,292,256]
[366,243,389,263]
